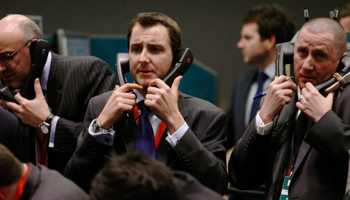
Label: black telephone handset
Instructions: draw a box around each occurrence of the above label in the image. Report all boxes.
[116,48,193,87]
[0,39,50,102]
[275,42,350,96]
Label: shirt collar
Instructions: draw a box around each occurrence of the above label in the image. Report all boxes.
[134,89,144,104]
[262,61,275,80]
[40,51,52,91]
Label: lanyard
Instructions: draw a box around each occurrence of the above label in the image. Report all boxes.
[14,163,31,200]
[132,105,166,149]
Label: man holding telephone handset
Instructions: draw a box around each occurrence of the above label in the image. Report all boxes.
[229,18,350,199]
[65,12,227,194]
[0,15,118,173]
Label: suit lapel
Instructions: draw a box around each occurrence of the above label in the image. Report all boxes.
[120,115,137,152]
[157,92,187,163]
[47,53,62,114]
[235,70,258,139]
[156,127,172,163]
[237,71,256,123]
[291,138,312,178]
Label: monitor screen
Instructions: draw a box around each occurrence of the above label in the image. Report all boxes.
[52,29,90,56]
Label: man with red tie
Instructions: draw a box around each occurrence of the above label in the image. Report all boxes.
[65,12,227,194]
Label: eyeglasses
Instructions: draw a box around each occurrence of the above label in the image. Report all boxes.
[0,40,32,63]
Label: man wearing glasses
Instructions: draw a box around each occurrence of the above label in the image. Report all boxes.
[0,14,118,173]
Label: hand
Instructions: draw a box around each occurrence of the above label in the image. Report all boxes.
[1,78,51,128]
[296,82,334,123]
[259,75,297,124]
[145,76,185,134]
[98,83,143,129]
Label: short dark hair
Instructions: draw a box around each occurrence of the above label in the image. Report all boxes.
[127,12,182,54]
[90,151,178,200]
[0,143,23,187]
[244,4,295,44]
[340,3,350,18]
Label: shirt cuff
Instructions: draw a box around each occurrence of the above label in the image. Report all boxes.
[255,111,273,135]
[48,116,60,148]
[88,119,115,146]
[165,122,189,147]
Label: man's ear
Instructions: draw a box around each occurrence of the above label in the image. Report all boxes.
[264,35,276,50]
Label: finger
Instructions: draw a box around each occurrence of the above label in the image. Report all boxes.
[149,78,167,88]
[296,101,304,111]
[274,75,289,83]
[14,92,24,104]
[119,83,143,93]
[34,78,44,97]
[5,101,20,112]
[326,92,335,101]
[171,76,183,92]
[304,82,318,93]
[299,95,304,101]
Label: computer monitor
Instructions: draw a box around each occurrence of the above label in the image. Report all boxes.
[51,29,90,56]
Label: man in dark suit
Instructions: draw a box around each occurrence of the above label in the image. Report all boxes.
[225,4,295,151]
[225,5,295,200]
[0,108,21,158]
[0,143,88,200]
[65,12,227,194]
[90,151,223,200]
[0,15,118,173]
[229,18,350,199]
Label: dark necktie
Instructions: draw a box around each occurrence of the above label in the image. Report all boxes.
[136,100,156,159]
[294,113,310,155]
[249,71,268,123]
[286,112,311,176]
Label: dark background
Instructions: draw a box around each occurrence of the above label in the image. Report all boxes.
[2,0,348,109]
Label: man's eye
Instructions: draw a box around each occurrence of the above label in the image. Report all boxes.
[131,47,141,52]
[298,49,307,55]
[0,53,13,61]
[150,47,163,53]
[316,53,325,58]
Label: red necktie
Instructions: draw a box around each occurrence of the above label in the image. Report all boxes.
[34,128,48,166]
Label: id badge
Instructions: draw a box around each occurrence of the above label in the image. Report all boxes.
[280,176,290,200]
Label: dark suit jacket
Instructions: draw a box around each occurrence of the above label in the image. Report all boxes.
[226,69,263,148]
[229,86,350,200]
[173,171,223,200]
[21,163,88,200]
[65,91,227,194]
[0,108,21,158]
[20,52,118,173]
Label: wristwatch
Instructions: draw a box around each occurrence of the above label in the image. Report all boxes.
[92,119,102,133]
[39,121,50,134]
[92,118,113,133]
[39,113,55,134]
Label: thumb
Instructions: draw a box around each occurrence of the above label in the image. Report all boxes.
[326,92,335,102]
[171,76,183,92]
[34,78,43,98]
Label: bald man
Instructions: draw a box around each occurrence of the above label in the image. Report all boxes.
[0,15,118,173]
[229,17,350,200]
